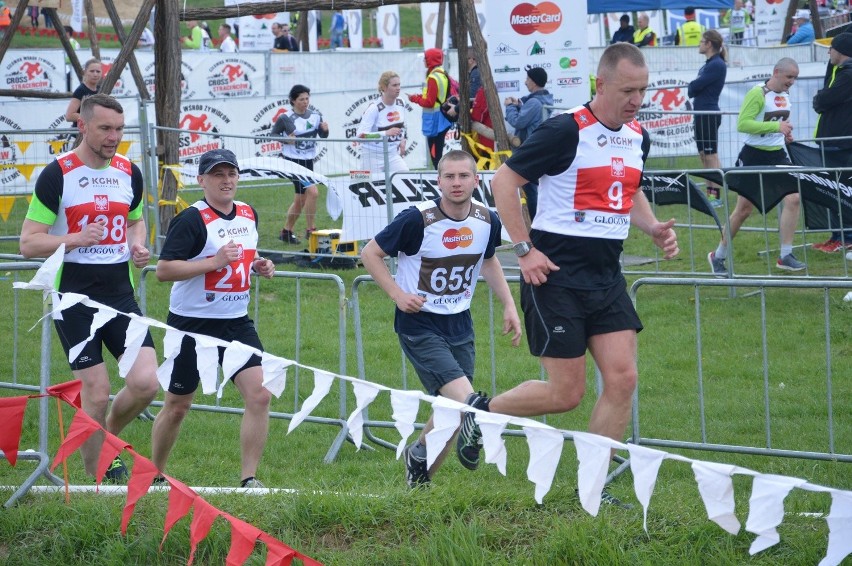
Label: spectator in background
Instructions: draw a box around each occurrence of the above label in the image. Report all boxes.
[786,10,814,45]
[610,14,634,44]
[633,13,657,47]
[724,0,752,45]
[688,29,727,208]
[41,6,52,28]
[675,7,706,46]
[811,33,852,253]
[357,71,408,177]
[330,9,346,48]
[470,87,495,152]
[708,58,805,275]
[467,52,482,101]
[138,26,155,48]
[29,4,40,27]
[218,23,236,52]
[271,84,329,245]
[65,25,81,50]
[272,22,299,51]
[66,58,102,128]
[183,20,211,50]
[0,2,11,37]
[504,66,553,220]
[407,48,454,168]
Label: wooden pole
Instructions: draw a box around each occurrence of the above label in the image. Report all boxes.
[84,0,100,60]
[434,2,445,49]
[47,10,84,83]
[449,1,471,142]
[0,0,29,64]
[458,0,510,157]
[101,0,153,100]
[155,0,181,235]
[297,9,309,51]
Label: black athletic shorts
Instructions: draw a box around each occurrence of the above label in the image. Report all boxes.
[54,292,155,371]
[398,331,475,396]
[520,280,643,359]
[694,113,722,155]
[735,144,792,167]
[166,313,263,395]
[284,156,315,194]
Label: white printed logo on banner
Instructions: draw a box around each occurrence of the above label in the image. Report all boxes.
[99,57,133,97]
[207,58,259,97]
[144,60,196,99]
[179,104,233,166]
[0,115,22,188]
[3,55,59,93]
[639,80,694,154]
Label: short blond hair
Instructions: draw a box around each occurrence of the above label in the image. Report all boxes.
[378,71,400,93]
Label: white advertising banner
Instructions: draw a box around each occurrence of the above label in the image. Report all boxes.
[2,51,66,95]
[377,5,401,51]
[484,1,589,111]
[235,14,279,52]
[345,10,364,50]
[307,10,320,52]
[754,0,794,47]
[421,3,451,49]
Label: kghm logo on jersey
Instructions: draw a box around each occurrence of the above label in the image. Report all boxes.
[597,134,607,147]
[442,227,473,249]
[79,177,90,188]
[611,157,626,178]
[94,195,109,211]
[510,2,562,35]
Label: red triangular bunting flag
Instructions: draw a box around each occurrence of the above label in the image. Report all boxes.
[51,410,100,471]
[160,478,196,550]
[47,379,83,409]
[262,538,296,566]
[95,431,131,485]
[121,453,160,535]
[188,498,222,566]
[223,513,263,566]
[0,396,28,467]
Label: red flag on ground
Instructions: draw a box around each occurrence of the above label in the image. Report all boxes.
[223,513,263,566]
[0,396,28,467]
[259,533,296,566]
[51,410,100,471]
[94,431,130,485]
[160,478,196,550]
[121,454,160,534]
[188,498,222,566]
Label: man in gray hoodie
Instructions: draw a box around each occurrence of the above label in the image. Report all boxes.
[505,66,554,219]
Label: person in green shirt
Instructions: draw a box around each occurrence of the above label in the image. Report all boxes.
[182,20,210,51]
[723,0,752,46]
[708,58,805,275]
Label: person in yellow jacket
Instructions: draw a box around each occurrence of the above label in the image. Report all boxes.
[633,13,657,47]
[676,7,706,46]
[407,48,453,168]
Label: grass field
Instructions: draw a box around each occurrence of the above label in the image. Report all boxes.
[2,170,852,564]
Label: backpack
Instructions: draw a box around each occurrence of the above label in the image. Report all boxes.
[437,70,461,123]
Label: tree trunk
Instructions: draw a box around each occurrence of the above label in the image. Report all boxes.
[155,0,182,239]
[84,0,101,60]
[100,0,153,99]
[434,2,445,49]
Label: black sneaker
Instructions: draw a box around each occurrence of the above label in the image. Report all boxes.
[152,475,167,486]
[278,229,300,245]
[403,441,430,488]
[240,477,265,488]
[104,456,129,484]
[575,488,634,510]
[456,392,490,471]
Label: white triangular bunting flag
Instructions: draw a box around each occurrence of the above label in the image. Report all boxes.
[261,353,293,398]
[692,461,741,535]
[746,474,806,555]
[118,315,149,378]
[390,389,421,458]
[475,411,511,475]
[156,329,185,391]
[288,370,334,433]
[13,245,65,290]
[523,425,564,504]
[425,397,463,470]
[627,443,668,532]
[219,341,256,398]
[194,334,221,395]
[52,292,87,320]
[574,431,616,517]
[67,307,118,363]
[819,490,852,566]
[345,380,382,449]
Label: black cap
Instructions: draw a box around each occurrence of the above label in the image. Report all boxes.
[685,6,696,16]
[198,148,239,175]
[525,65,548,88]
[831,33,852,57]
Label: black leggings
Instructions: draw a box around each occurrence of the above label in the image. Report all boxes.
[427,128,450,169]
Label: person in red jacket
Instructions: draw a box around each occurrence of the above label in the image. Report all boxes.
[470,88,494,152]
[407,48,453,168]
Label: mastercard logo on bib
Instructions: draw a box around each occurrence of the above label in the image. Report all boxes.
[510,2,562,36]
[442,227,474,249]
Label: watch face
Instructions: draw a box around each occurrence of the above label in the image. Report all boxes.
[514,241,531,256]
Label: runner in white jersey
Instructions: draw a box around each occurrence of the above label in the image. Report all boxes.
[357,70,409,178]
[459,44,679,508]
[152,149,276,489]
[271,84,329,245]
[20,94,159,483]
[708,58,804,275]
[361,150,521,487]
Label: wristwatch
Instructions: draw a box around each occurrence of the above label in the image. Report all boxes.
[513,241,533,257]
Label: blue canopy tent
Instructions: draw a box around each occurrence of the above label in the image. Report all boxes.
[587,1,733,13]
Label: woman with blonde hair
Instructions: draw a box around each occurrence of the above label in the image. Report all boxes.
[65,58,102,127]
[357,71,409,178]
